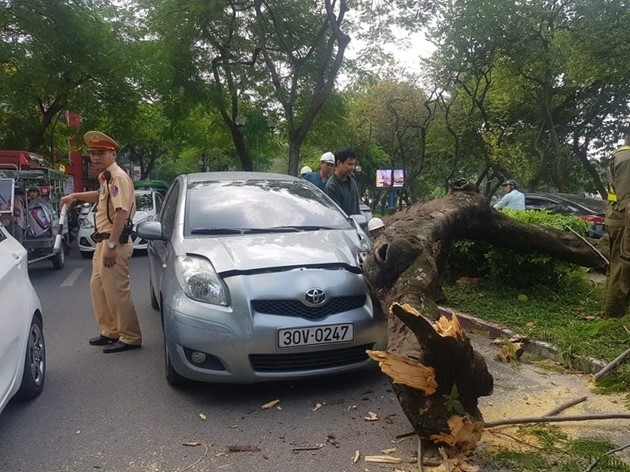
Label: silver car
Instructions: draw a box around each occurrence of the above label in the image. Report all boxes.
[138,172,386,385]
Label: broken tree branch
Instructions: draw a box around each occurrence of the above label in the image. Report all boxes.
[584,442,630,472]
[485,413,630,428]
[593,347,630,382]
[543,396,588,416]
[417,436,424,472]
[564,225,609,266]
[179,442,209,472]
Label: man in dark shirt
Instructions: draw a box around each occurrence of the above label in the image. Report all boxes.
[325,149,360,215]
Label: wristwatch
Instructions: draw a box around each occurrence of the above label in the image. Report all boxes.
[106,241,117,250]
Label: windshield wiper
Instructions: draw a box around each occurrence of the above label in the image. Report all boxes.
[241,227,300,234]
[190,228,244,235]
[270,225,335,231]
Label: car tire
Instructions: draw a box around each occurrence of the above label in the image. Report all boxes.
[164,333,186,386]
[14,314,45,401]
[52,246,65,270]
[80,250,93,259]
[150,280,159,311]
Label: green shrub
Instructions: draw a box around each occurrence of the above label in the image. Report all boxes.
[450,210,589,287]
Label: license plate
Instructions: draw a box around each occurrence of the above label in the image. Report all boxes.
[278,324,354,348]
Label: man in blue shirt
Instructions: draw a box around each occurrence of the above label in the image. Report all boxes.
[494,179,525,210]
[305,152,335,191]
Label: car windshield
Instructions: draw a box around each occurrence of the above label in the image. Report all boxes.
[185,178,352,235]
[135,193,153,211]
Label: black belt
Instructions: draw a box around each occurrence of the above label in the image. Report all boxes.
[93,232,111,243]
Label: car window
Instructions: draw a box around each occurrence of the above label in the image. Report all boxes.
[185,178,352,235]
[154,193,163,212]
[525,197,561,212]
[160,181,180,239]
[135,193,153,211]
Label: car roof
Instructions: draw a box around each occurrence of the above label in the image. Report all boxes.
[525,192,605,213]
[184,172,303,186]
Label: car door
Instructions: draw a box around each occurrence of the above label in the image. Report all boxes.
[0,226,28,403]
[149,181,179,296]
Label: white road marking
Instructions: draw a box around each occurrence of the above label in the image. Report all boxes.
[61,268,84,287]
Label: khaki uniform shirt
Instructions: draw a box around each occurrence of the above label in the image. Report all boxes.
[605,146,630,228]
[95,162,135,234]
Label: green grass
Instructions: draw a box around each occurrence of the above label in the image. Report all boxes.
[443,275,630,392]
[478,426,630,471]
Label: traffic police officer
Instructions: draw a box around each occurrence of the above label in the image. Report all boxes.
[604,136,630,318]
[61,131,142,352]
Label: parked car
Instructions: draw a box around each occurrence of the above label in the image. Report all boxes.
[137,172,386,385]
[77,189,164,258]
[360,203,373,222]
[0,224,45,414]
[524,193,606,238]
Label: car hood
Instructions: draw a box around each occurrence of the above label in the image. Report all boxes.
[181,230,363,273]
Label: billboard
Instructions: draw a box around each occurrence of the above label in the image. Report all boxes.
[376,169,405,188]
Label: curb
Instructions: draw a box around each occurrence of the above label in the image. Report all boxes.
[437,306,607,375]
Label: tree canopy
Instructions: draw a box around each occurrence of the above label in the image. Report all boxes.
[0,0,628,199]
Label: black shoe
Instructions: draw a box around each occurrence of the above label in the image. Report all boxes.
[103,341,142,353]
[89,334,118,346]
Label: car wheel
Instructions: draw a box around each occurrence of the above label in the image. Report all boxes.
[52,246,65,270]
[14,315,45,401]
[150,280,159,311]
[80,250,93,259]
[164,332,186,386]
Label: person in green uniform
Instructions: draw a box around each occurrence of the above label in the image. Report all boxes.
[604,136,630,318]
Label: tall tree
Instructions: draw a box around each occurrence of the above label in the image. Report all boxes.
[253,0,350,175]
[0,0,139,155]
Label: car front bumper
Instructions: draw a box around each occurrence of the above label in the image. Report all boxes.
[162,271,387,384]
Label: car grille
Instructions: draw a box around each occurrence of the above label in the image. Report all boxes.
[251,295,367,319]
[250,344,373,372]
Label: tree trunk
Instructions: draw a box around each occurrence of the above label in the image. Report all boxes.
[362,179,607,452]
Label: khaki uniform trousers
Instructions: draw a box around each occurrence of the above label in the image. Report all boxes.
[605,224,630,318]
[90,242,142,345]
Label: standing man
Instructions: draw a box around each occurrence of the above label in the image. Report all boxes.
[493,179,525,210]
[604,136,630,318]
[61,131,142,352]
[326,148,360,215]
[305,151,335,190]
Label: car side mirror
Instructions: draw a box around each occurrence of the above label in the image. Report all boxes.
[136,220,164,241]
[350,213,368,229]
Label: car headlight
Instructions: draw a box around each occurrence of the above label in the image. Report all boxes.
[175,256,229,306]
[79,218,94,229]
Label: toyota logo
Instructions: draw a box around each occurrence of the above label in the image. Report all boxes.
[304,288,327,306]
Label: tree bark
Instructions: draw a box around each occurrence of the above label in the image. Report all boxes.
[362,179,607,451]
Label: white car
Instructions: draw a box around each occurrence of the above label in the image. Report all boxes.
[0,224,45,414]
[77,189,163,258]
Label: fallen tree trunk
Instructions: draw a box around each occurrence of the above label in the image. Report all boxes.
[362,179,607,452]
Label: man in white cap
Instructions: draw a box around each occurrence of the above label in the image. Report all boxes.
[305,151,335,190]
[367,217,385,240]
[300,165,312,178]
[61,131,142,353]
